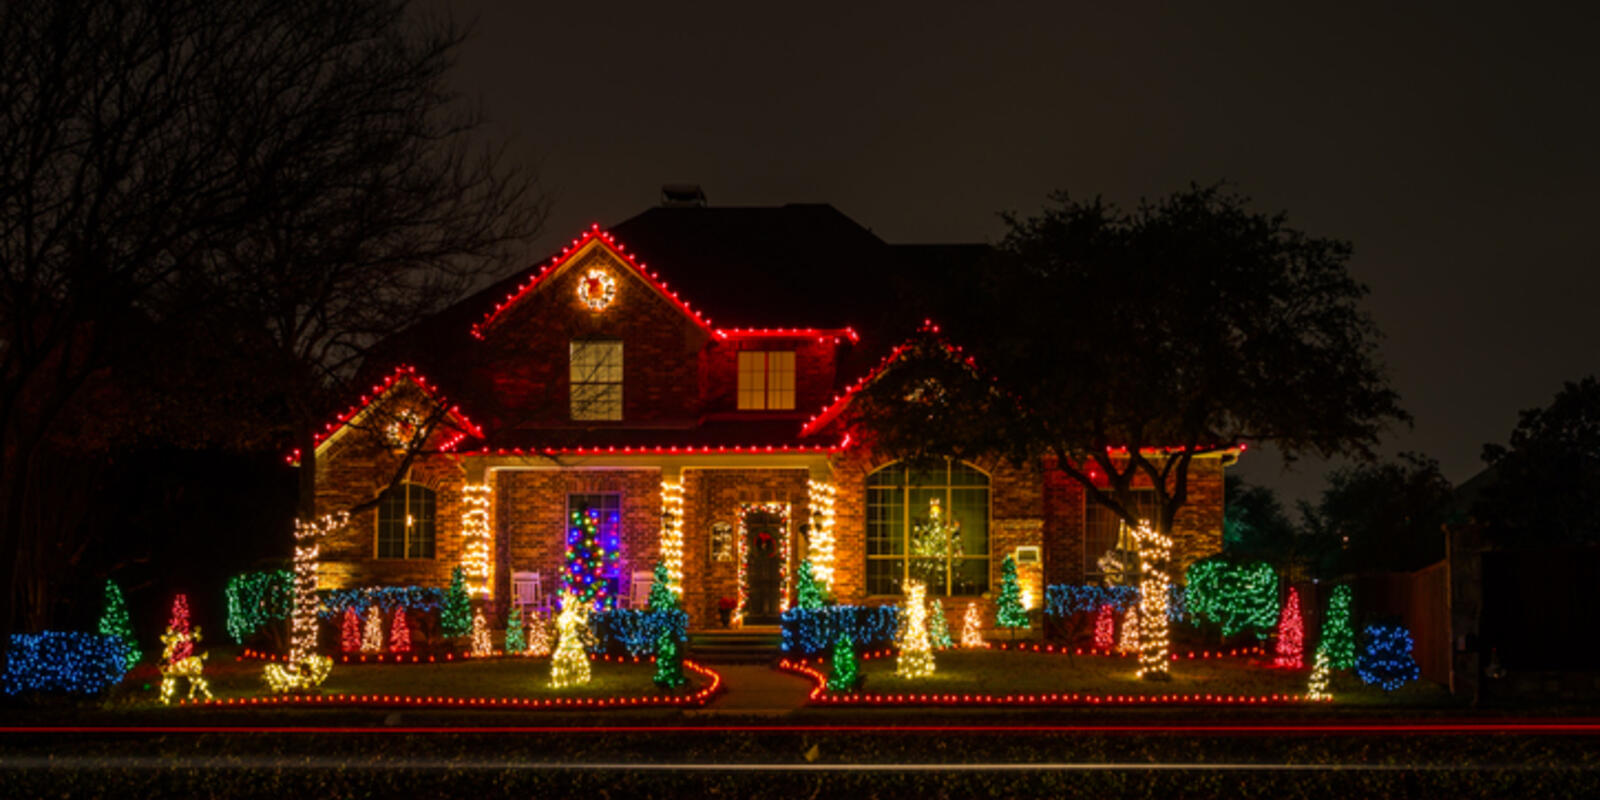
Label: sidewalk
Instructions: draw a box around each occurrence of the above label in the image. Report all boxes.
[695,663,814,716]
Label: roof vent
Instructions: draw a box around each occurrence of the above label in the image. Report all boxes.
[661,184,707,208]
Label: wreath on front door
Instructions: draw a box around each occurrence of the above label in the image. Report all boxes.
[753,531,779,559]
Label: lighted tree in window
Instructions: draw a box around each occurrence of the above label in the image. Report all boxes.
[909,498,963,588]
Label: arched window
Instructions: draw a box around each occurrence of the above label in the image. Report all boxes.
[377,482,436,559]
[866,460,989,596]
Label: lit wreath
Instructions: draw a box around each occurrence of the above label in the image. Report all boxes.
[577,268,617,311]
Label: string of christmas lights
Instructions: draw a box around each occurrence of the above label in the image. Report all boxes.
[1307,648,1332,701]
[896,581,936,678]
[97,580,140,671]
[564,505,616,612]
[264,512,345,693]
[506,606,526,653]
[1356,624,1421,691]
[441,566,472,637]
[961,601,984,648]
[806,480,837,590]
[1093,604,1115,651]
[995,555,1029,632]
[1119,606,1140,655]
[390,607,412,653]
[527,611,551,656]
[1320,584,1357,670]
[827,632,860,691]
[340,608,361,653]
[929,598,953,649]
[471,608,493,656]
[460,483,493,597]
[1131,521,1173,680]
[659,480,685,595]
[3,632,130,696]
[362,605,384,653]
[735,501,790,624]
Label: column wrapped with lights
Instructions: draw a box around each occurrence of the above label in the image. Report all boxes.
[806,480,837,590]
[1131,521,1173,680]
[264,512,345,693]
[659,480,685,596]
[896,580,936,678]
[460,483,493,598]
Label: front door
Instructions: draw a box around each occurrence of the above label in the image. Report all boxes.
[744,511,784,624]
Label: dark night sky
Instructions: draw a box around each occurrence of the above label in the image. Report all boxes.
[429,1,1597,504]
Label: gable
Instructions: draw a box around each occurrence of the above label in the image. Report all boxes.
[291,365,483,466]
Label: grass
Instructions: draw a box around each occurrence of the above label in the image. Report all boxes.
[98,646,705,708]
[828,648,1452,706]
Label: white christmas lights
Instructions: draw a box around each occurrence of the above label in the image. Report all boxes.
[660,480,685,595]
[806,480,837,589]
[1131,521,1173,680]
[896,581,936,678]
[461,483,493,598]
[264,512,346,693]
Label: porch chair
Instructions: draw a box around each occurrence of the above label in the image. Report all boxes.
[511,571,543,611]
[628,570,653,610]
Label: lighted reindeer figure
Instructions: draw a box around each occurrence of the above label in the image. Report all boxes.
[159,625,213,704]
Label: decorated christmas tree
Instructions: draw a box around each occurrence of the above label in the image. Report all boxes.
[165,594,195,664]
[361,605,384,653]
[960,601,984,647]
[550,592,591,688]
[648,561,677,612]
[1306,648,1332,701]
[564,504,616,612]
[340,607,361,652]
[896,581,936,678]
[1093,604,1115,651]
[390,606,412,653]
[1356,623,1420,691]
[506,606,526,653]
[795,560,826,610]
[441,566,472,637]
[1273,587,1305,668]
[98,580,140,670]
[995,555,1029,634]
[826,631,860,691]
[470,608,492,656]
[1119,606,1140,655]
[1319,584,1357,670]
[652,625,686,689]
[909,497,963,586]
[928,598,953,649]
[527,611,551,656]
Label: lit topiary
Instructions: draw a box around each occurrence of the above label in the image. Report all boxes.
[795,560,826,611]
[1093,604,1115,651]
[895,581,935,678]
[441,567,471,638]
[928,598,953,649]
[550,592,592,688]
[340,608,360,653]
[995,555,1029,633]
[826,632,860,691]
[652,626,686,689]
[648,561,677,613]
[1319,585,1357,670]
[390,606,411,653]
[1307,648,1332,701]
[1273,587,1304,669]
[1356,624,1420,691]
[505,606,526,654]
[361,605,384,653]
[97,580,140,671]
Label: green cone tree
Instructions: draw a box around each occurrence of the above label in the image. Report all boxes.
[796,560,826,610]
[653,626,686,689]
[996,555,1029,633]
[826,631,860,692]
[1319,584,1357,670]
[98,580,140,670]
[441,566,472,637]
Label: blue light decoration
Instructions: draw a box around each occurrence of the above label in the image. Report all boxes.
[589,609,689,657]
[563,505,619,612]
[1355,623,1421,691]
[780,605,900,656]
[4,632,130,696]
[317,585,446,620]
[1045,585,1139,619]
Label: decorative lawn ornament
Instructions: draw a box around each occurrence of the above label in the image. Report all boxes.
[158,616,212,705]
[506,606,526,654]
[827,632,860,691]
[1119,606,1140,655]
[960,601,984,648]
[564,504,616,612]
[361,605,384,653]
[165,594,195,664]
[441,566,472,637]
[1307,648,1332,701]
[1131,521,1173,680]
[390,606,412,654]
[928,598,953,649]
[527,611,551,656]
[340,608,361,653]
[648,561,677,613]
[795,560,826,611]
[1319,585,1357,670]
[1185,559,1279,638]
[1093,604,1115,651]
[471,608,492,656]
[652,625,686,689]
[98,580,140,671]
[1273,587,1305,669]
[1356,624,1421,691]
[577,267,617,311]
[995,555,1029,633]
[264,512,345,693]
[550,592,592,688]
[896,581,936,678]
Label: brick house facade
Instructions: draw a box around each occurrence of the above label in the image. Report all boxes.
[307,206,1237,628]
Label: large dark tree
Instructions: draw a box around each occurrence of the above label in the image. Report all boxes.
[1300,453,1453,576]
[854,185,1407,557]
[1222,475,1304,569]
[1475,377,1600,547]
[0,0,540,633]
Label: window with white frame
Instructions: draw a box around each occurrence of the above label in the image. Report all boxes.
[376,482,436,559]
[737,350,795,410]
[570,339,622,420]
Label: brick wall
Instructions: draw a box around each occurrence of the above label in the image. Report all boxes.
[701,337,838,415]
[679,467,812,628]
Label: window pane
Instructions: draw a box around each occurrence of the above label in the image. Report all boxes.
[951,557,989,596]
[866,487,904,555]
[908,559,948,595]
[867,558,905,595]
[377,489,405,558]
[867,463,905,487]
[737,352,766,410]
[407,484,435,559]
[906,463,945,486]
[571,383,621,420]
[950,487,988,559]
[949,462,989,486]
[768,351,795,410]
[866,460,990,597]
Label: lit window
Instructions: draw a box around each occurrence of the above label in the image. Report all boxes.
[737,351,795,410]
[865,460,989,596]
[570,340,622,421]
[1085,489,1156,581]
[377,483,435,559]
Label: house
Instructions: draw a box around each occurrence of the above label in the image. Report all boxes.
[306,201,1239,629]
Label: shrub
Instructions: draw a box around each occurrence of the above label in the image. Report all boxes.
[588,609,689,657]
[4,632,130,696]
[1185,558,1278,638]
[224,569,294,644]
[317,585,446,620]
[781,605,899,656]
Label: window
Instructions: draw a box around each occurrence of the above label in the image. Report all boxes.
[1084,489,1157,581]
[865,460,989,596]
[737,351,795,410]
[566,493,623,600]
[376,482,436,559]
[570,340,622,420]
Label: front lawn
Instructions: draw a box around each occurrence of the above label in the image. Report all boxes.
[793,648,1450,706]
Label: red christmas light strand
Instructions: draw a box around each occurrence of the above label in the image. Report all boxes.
[286,365,485,465]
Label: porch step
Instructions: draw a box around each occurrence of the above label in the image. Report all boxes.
[689,629,783,663]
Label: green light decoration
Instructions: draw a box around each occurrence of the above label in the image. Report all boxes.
[506,605,526,653]
[995,555,1029,632]
[223,569,294,644]
[796,560,826,610]
[1319,584,1357,670]
[648,561,677,613]
[441,566,472,638]
[97,580,140,671]
[1185,559,1279,638]
[652,626,686,689]
[928,598,953,649]
[826,632,861,692]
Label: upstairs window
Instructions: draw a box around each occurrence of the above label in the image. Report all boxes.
[570,340,623,421]
[377,482,436,559]
[737,351,795,410]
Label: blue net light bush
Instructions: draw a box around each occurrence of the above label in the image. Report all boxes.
[589,608,688,657]
[781,605,899,656]
[4,632,130,696]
